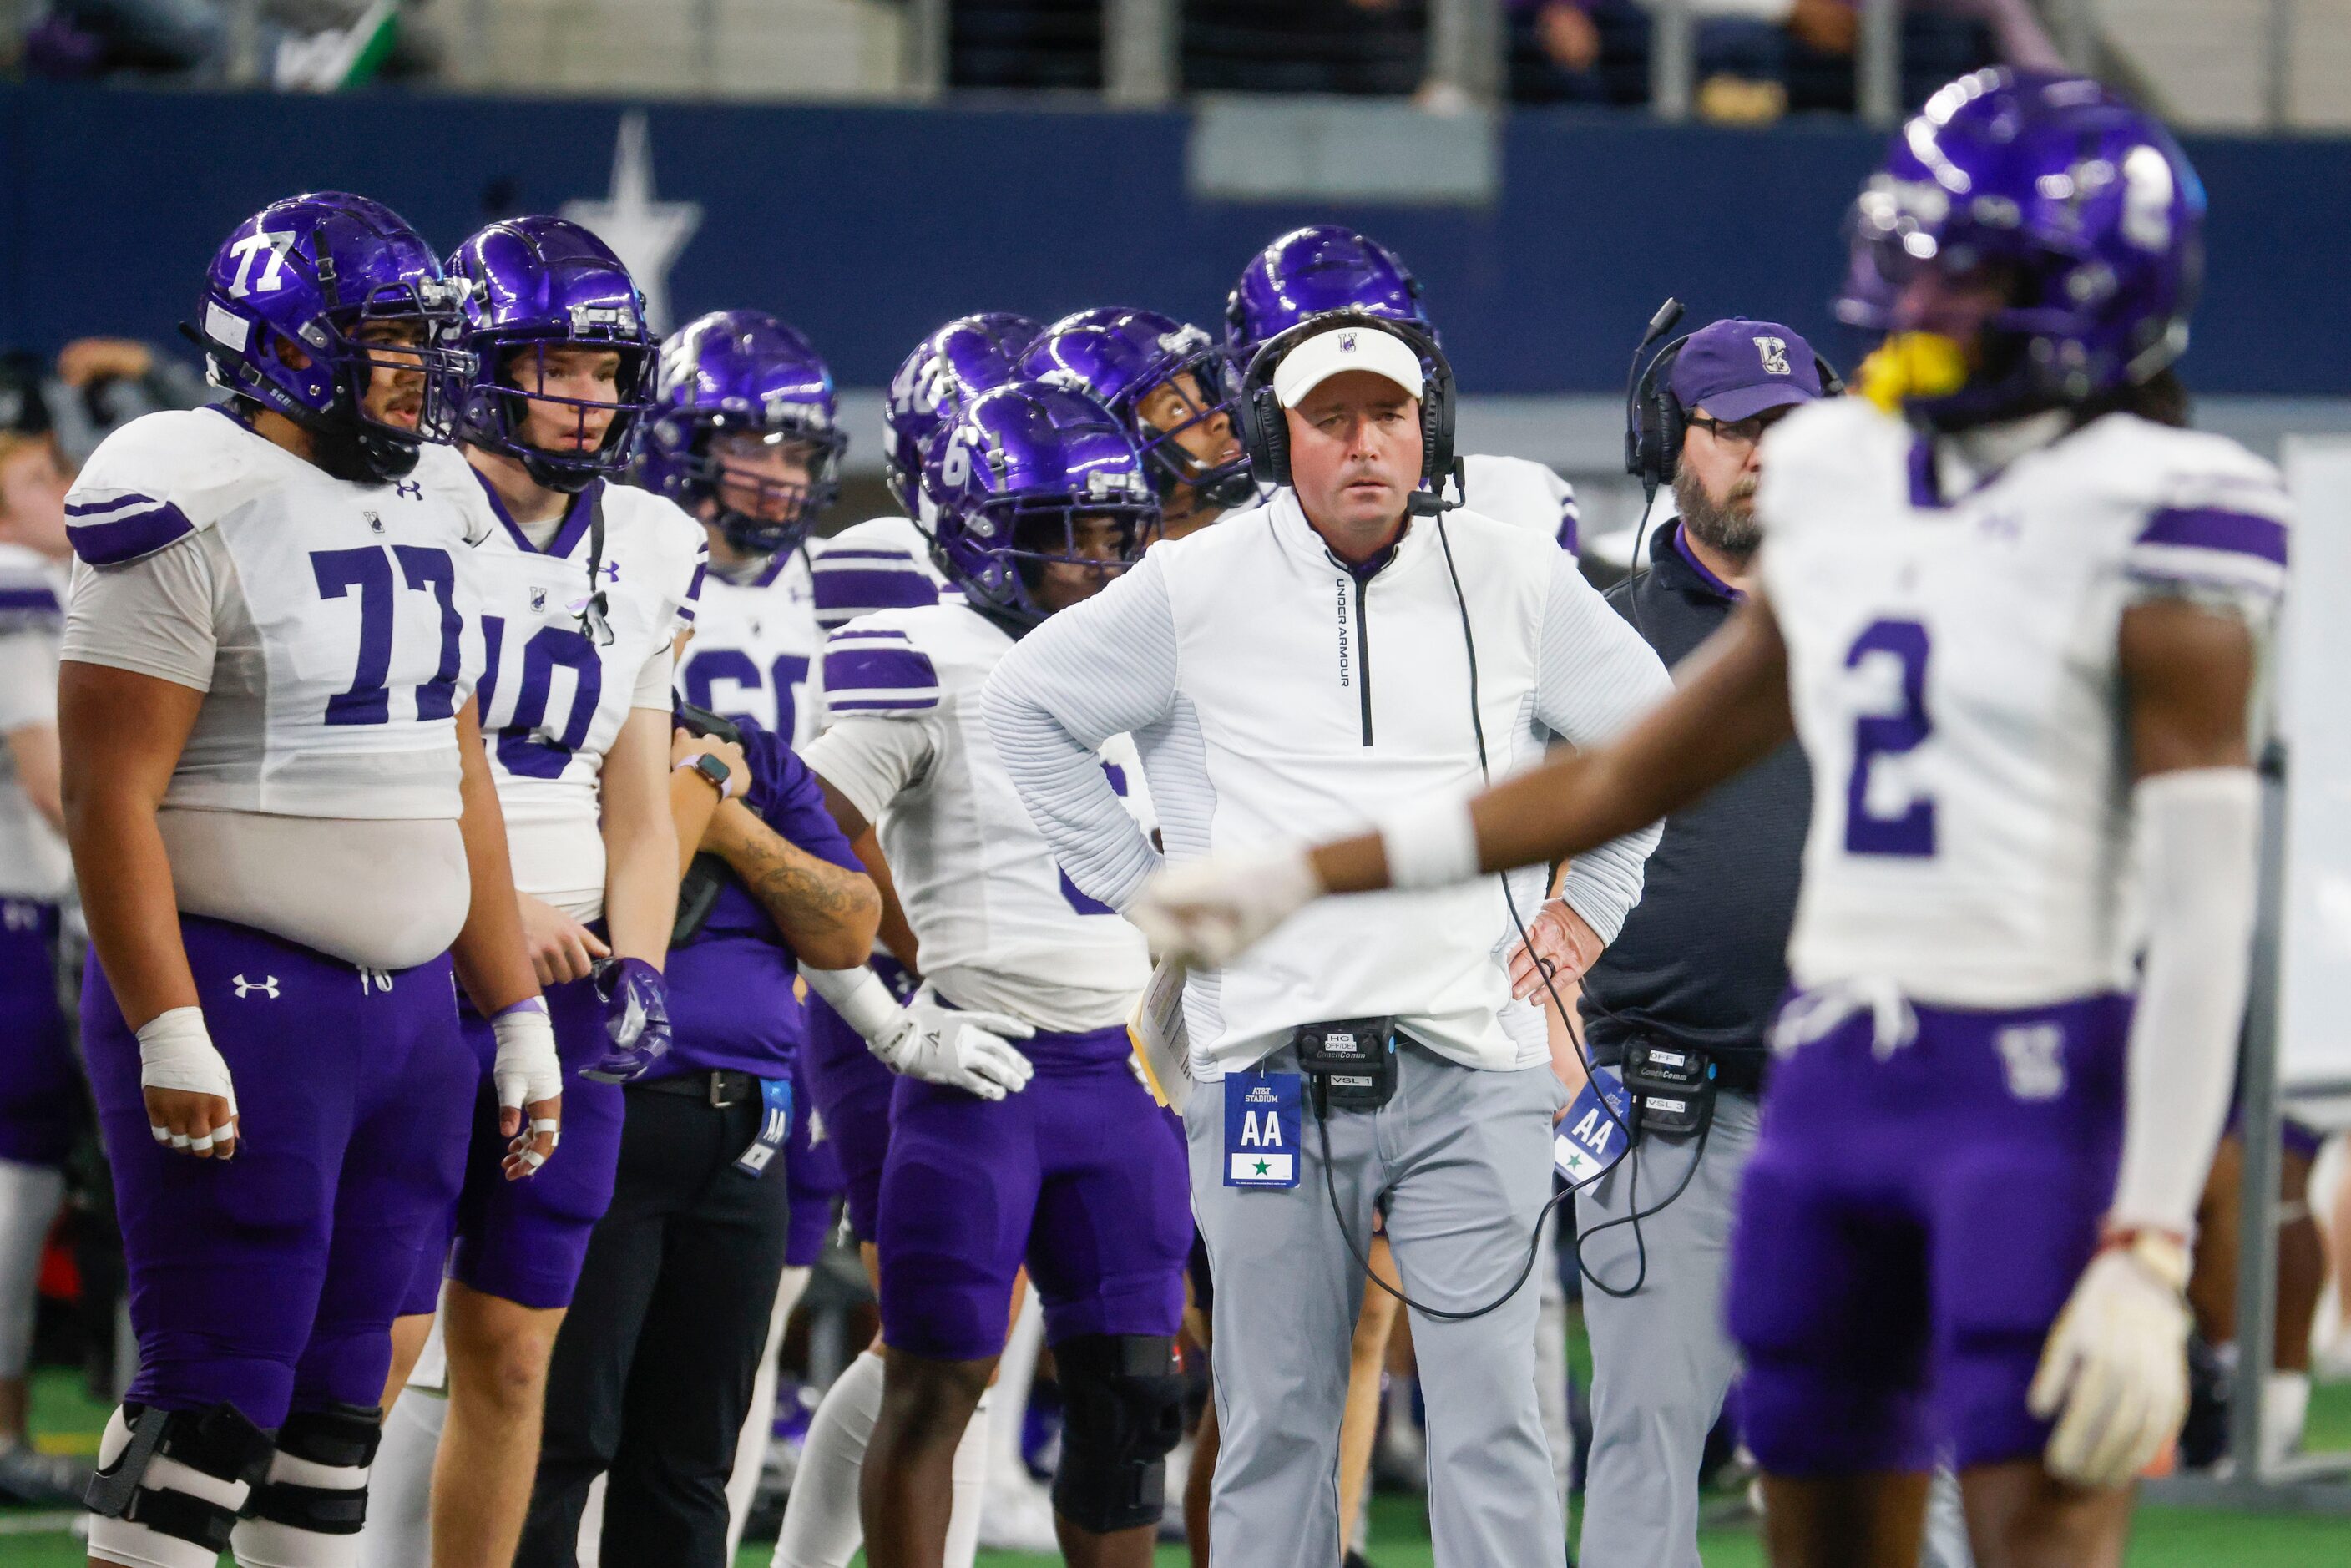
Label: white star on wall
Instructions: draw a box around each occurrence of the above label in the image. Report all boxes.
[562,111,701,333]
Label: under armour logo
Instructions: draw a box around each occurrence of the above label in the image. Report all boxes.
[365,510,385,534]
[231,974,280,999]
[393,480,424,502]
[1753,336,1792,376]
[602,562,621,584]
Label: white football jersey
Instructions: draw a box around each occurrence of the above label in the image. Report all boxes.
[805,600,1150,1032]
[422,453,705,918]
[63,409,488,819]
[681,546,822,747]
[1757,401,2289,1008]
[809,515,948,635]
[0,544,69,901]
[1459,453,1581,554]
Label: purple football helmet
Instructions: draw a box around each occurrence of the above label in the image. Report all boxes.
[1226,225,1433,367]
[447,216,657,493]
[1838,69,2206,425]
[1021,308,1256,513]
[881,312,1039,517]
[926,380,1159,626]
[640,311,845,559]
[193,191,471,483]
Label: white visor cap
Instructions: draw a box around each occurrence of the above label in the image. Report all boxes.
[1271,325,1425,408]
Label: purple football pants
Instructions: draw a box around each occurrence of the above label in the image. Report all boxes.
[877,1027,1191,1363]
[782,1051,844,1267]
[0,901,74,1167]
[1727,991,2131,1475]
[403,973,623,1314]
[800,960,906,1244]
[83,917,473,1428]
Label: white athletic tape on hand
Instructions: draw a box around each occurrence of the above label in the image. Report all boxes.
[149,1124,171,1145]
[188,1130,217,1152]
[1377,796,1481,892]
[136,1005,236,1102]
[491,1001,563,1111]
[521,1149,546,1171]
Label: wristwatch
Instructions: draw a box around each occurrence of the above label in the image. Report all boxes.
[676,752,734,800]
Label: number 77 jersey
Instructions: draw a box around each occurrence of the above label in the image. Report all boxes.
[1757,398,2289,1009]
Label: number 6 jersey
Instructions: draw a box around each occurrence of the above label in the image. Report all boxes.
[1756,398,2289,1008]
[420,448,707,922]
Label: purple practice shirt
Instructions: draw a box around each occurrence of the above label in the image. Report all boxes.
[645,714,862,1080]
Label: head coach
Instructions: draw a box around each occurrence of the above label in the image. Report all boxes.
[978,314,1670,1566]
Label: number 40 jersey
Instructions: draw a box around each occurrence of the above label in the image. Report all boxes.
[1757,399,2289,1009]
[420,450,706,922]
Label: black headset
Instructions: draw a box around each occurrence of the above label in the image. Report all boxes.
[1235,311,1457,507]
[1624,300,1844,499]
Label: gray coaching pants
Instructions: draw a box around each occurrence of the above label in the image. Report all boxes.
[1186,1039,1567,1568]
[1576,1090,1974,1568]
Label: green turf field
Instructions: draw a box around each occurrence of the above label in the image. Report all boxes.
[7,1369,2347,1565]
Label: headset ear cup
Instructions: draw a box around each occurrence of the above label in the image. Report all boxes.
[1815,352,1846,397]
[1423,373,1455,488]
[1655,387,1686,485]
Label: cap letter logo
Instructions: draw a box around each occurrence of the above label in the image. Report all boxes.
[1338,331,1358,354]
[1754,336,1792,376]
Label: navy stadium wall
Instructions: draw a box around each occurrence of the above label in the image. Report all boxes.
[1,83,2343,395]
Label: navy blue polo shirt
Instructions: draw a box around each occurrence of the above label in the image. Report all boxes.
[1578,523,1811,1076]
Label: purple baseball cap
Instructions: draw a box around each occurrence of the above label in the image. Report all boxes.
[1670,318,1823,422]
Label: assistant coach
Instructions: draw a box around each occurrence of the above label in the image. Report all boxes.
[981,315,1669,1566]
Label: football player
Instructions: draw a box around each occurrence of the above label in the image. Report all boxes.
[645,311,846,749]
[1227,224,1582,550]
[62,192,560,1568]
[374,215,704,1568]
[797,382,1189,1568]
[0,429,81,1507]
[1020,307,1252,541]
[1142,71,2276,1568]
[775,311,1039,1568]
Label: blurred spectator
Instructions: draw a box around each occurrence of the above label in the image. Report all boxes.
[0,338,207,468]
[1512,0,2010,118]
[1185,0,1428,97]
[20,0,438,89]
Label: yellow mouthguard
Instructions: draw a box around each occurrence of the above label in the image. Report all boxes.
[1853,332,1969,414]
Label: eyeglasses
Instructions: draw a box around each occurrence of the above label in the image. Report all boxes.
[1683,413,1777,450]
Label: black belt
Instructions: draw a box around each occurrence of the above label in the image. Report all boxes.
[628,1070,759,1108]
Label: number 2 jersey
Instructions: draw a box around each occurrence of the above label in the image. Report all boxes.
[1756,400,2289,1008]
[418,449,706,922]
[801,599,1150,1034]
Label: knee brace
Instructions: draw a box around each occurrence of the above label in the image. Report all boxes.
[1049,1335,1186,1535]
[233,1401,382,1568]
[85,1401,276,1568]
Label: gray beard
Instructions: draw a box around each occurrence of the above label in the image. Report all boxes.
[1672,467,1762,560]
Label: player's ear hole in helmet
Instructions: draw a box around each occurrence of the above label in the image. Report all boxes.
[190,191,473,486]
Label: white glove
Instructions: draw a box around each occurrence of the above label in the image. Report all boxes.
[491,998,564,1118]
[2027,1232,2192,1488]
[1127,849,1323,969]
[138,1006,238,1153]
[872,991,1037,1101]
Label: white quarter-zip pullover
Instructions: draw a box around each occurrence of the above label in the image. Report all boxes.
[984,489,1670,1079]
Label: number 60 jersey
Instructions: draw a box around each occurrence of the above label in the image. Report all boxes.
[1757,398,2290,1009]
[418,448,706,923]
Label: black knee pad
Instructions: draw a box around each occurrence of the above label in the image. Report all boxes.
[85,1401,275,1555]
[1049,1334,1186,1535]
[248,1401,382,1535]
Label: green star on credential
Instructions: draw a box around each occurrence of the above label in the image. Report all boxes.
[1254,1159,1270,1176]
